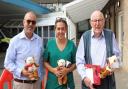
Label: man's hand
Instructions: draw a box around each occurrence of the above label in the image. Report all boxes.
[21,69,32,77]
[84,77,94,89]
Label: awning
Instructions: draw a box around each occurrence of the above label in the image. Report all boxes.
[1,0,51,14]
[63,0,109,23]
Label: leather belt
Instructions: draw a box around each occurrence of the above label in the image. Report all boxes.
[14,78,37,84]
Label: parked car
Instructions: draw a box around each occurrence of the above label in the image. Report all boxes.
[0,29,11,52]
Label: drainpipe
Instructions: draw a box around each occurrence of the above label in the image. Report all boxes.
[113,0,117,37]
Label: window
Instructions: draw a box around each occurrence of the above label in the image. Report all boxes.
[35,27,42,37]
[49,26,54,37]
[43,26,48,37]
[42,25,55,48]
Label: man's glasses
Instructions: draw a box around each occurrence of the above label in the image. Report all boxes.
[91,19,103,23]
[25,19,36,25]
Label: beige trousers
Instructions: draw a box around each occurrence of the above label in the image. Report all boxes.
[13,80,41,89]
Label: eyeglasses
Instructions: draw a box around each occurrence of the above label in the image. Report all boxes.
[25,19,36,25]
[91,19,103,23]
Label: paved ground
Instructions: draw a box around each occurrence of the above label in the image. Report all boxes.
[115,69,128,89]
[0,52,5,69]
[73,68,128,89]
[73,70,81,89]
[1,52,128,89]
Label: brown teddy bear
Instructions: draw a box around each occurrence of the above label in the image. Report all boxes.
[57,59,71,85]
[24,57,39,80]
[100,55,117,78]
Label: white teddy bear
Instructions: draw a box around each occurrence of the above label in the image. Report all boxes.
[57,59,71,85]
[24,57,39,80]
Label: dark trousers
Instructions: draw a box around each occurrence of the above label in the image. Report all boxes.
[82,74,116,89]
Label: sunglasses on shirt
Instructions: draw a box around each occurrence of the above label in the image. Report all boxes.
[25,19,36,25]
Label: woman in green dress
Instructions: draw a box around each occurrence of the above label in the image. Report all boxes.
[43,18,76,89]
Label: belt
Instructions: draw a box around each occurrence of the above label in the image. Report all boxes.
[14,78,37,84]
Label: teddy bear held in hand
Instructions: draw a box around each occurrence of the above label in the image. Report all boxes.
[57,59,71,85]
[100,55,117,79]
[24,57,39,80]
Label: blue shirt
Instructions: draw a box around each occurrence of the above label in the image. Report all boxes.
[76,29,121,80]
[4,30,44,80]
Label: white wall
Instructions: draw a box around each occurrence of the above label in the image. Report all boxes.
[67,18,76,44]
[37,12,66,26]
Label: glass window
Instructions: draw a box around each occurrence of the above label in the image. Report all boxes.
[43,38,48,48]
[34,27,42,37]
[49,26,55,37]
[42,25,55,48]
[37,27,42,37]
[34,28,37,34]
[43,26,48,37]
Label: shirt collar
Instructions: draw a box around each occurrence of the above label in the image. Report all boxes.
[91,28,104,38]
[19,30,37,40]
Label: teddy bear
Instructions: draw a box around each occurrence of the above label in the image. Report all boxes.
[100,55,117,79]
[24,56,39,80]
[57,59,71,85]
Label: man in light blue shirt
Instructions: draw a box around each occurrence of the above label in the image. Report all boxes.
[4,11,44,89]
[76,10,121,89]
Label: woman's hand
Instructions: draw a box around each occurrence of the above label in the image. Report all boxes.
[59,67,69,78]
[53,66,69,78]
[53,67,62,77]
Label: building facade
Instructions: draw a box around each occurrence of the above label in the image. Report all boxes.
[103,0,128,70]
